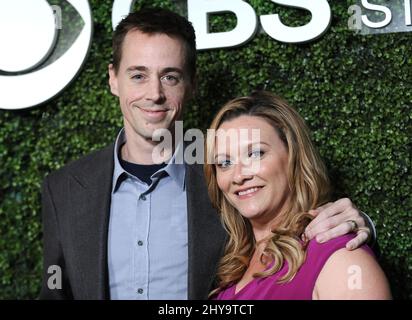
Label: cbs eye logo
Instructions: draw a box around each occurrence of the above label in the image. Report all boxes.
[0,0,93,110]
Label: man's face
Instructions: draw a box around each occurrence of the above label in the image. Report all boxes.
[109,30,194,142]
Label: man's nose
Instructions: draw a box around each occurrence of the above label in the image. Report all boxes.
[146,78,165,103]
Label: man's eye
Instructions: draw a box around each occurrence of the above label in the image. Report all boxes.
[131,74,145,81]
[162,74,179,84]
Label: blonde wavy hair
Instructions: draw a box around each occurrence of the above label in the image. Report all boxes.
[204,91,331,296]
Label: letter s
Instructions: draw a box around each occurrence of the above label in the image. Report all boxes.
[361,0,392,28]
[260,0,331,43]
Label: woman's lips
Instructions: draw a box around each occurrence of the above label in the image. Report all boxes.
[236,186,263,200]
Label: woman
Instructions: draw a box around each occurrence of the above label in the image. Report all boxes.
[204,91,391,299]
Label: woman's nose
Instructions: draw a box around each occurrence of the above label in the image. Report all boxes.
[232,161,254,185]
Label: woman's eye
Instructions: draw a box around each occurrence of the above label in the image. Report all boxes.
[217,159,232,168]
[249,150,264,159]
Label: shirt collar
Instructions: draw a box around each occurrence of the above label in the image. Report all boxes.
[161,142,186,190]
[112,128,186,193]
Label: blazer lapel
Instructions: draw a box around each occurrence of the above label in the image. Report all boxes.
[68,145,114,299]
[186,164,227,299]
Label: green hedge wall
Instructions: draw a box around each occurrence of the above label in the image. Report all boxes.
[0,0,410,299]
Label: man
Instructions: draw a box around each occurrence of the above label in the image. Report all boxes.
[40,8,374,300]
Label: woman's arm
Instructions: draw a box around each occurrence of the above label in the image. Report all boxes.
[312,247,392,300]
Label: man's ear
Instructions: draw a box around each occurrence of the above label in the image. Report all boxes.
[192,76,198,98]
[188,75,197,100]
[108,64,119,96]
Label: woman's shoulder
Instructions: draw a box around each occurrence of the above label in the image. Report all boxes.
[305,233,373,266]
[311,235,391,299]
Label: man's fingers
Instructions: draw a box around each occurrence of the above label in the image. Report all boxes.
[307,219,354,243]
[307,209,319,218]
[346,230,370,250]
[315,198,354,221]
[345,206,367,228]
[305,198,371,243]
[306,206,339,232]
[307,198,359,232]
[305,212,353,240]
[315,202,334,213]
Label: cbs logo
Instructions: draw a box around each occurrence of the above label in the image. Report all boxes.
[0,0,179,110]
[0,0,138,110]
[0,0,93,110]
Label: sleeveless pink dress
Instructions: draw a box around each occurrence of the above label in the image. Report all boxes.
[215,234,374,300]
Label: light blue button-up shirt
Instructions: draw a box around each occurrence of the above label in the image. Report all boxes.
[108,129,188,300]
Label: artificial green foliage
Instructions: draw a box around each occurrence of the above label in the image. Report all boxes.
[0,0,410,299]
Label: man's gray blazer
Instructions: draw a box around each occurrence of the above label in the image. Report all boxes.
[39,144,227,299]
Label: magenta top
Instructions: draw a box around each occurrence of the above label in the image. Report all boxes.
[215,234,374,300]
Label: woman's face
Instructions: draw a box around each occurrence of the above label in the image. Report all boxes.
[215,115,291,228]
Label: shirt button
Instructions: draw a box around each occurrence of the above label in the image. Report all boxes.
[137,288,144,294]
[139,195,146,201]
[137,240,144,246]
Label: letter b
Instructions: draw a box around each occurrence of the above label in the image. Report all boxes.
[188,0,257,50]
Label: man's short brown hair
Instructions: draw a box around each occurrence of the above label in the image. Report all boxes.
[112,7,197,81]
